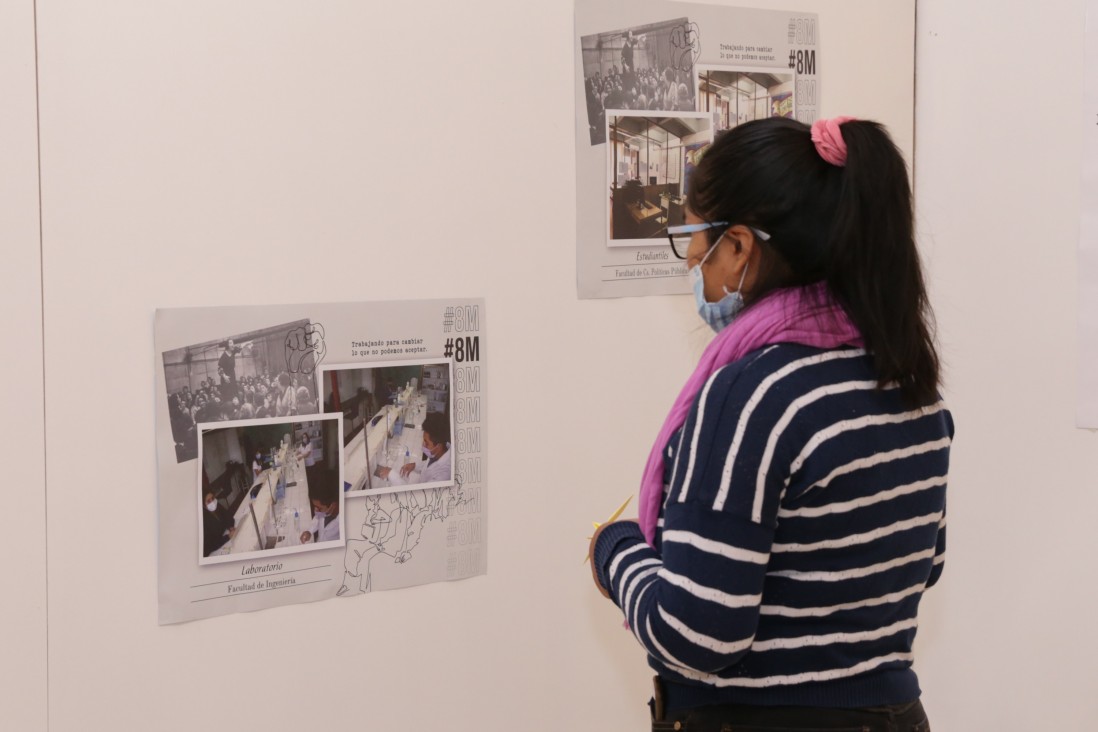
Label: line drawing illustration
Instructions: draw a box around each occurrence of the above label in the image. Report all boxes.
[671,21,702,71]
[337,482,466,596]
[285,322,327,375]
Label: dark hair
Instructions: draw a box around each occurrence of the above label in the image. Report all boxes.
[422,412,450,445]
[686,117,940,406]
[310,470,338,506]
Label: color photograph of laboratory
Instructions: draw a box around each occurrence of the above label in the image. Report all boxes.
[198,416,343,564]
[696,66,795,134]
[162,318,323,463]
[606,112,713,244]
[321,359,454,495]
[580,16,698,145]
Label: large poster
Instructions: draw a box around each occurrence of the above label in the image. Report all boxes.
[575,0,821,298]
[155,298,486,624]
[1080,0,1098,426]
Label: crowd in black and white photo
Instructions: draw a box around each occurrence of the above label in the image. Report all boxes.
[583,28,697,144]
[167,344,318,461]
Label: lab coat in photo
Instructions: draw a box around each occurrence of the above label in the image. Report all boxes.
[308,513,340,543]
[386,448,452,486]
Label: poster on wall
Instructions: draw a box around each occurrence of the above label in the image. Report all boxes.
[1079,0,1098,427]
[155,298,486,624]
[575,0,821,299]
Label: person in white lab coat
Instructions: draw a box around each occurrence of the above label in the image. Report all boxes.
[300,478,340,544]
[295,432,318,489]
[376,412,452,486]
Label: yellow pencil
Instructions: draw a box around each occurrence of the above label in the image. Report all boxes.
[585,495,634,563]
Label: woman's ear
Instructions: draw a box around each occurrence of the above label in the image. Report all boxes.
[724,224,758,259]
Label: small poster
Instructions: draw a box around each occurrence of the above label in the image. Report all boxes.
[575,0,821,298]
[155,298,486,624]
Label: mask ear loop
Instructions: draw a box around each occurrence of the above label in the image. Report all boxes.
[710,228,748,296]
[699,228,752,293]
[697,232,724,268]
[723,261,749,296]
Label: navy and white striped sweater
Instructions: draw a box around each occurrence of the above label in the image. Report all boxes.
[594,344,952,710]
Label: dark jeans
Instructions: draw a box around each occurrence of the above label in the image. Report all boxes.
[650,679,929,732]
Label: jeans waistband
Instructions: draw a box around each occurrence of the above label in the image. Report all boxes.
[649,677,929,732]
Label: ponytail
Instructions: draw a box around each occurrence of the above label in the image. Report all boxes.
[825,121,940,407]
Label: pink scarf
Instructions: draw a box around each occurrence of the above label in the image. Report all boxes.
[638,282,864,544]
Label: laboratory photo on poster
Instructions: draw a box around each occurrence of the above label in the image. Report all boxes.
[320,358,455,495]
[162,319,324,463]
[696,65,795,134]
[580,16,700,145]
[198,415,344,565]
[155,298,486,624]
[606,111,713,247]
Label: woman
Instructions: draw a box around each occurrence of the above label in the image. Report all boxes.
[589,117,951,731]
[275,372,297,417]
[296,432,319,490]
[295,386,315,415]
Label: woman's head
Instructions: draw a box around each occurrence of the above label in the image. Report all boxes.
[421,412,451,455]
[686,116,939,405]
[686,117,843,290]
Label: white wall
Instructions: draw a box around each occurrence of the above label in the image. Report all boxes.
[16,0,1098,730]
[0,1,47,730]
[914,0,1098,727]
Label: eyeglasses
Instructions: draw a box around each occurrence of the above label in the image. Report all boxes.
[666,221,771,260]
[667,221,727,259]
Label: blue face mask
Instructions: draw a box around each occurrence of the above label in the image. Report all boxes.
[689,240,749,333]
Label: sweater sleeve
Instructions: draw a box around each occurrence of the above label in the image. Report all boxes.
[925,500,946,588]
[593,363,788,675]
[594,506,774,675]
[925,408,953,589]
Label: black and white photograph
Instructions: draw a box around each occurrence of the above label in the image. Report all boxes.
[162,319,325,463]
[320,358,455,495]
[606,111,713,245]
[581,17,701,145]
[696,65,795,134]
[198,415,343,565]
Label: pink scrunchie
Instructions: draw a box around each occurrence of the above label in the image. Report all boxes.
[810,116,856,166]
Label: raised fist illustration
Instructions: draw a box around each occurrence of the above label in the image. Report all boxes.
[285,322,326,375]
